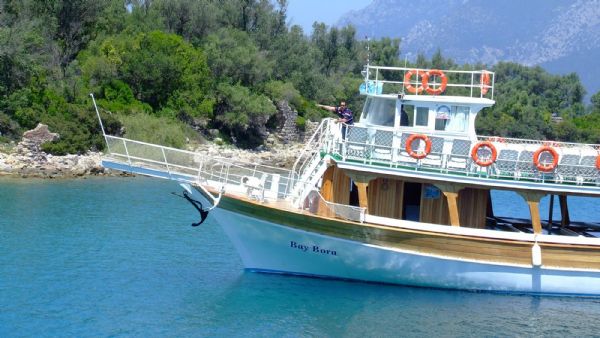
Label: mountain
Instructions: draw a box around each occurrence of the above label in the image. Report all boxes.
[337,0,600,101]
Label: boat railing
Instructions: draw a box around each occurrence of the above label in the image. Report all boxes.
[101,134,367,221]
[362,65,494,99]
[327,124,600,186]
[302,190,366,223]
[289,118,335,193]
[103,135,297,202]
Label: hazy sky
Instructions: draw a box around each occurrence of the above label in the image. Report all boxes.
[286,0,372,34]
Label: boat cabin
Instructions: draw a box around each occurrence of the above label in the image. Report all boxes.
[358,95,492,139]
[302,65,600,237]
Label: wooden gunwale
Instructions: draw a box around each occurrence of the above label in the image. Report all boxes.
[208,189,600,270]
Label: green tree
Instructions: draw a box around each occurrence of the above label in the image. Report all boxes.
[591,91,600,113]
[118,31,212,116]
[153,0,219,44]
[214,82,276,148]
[203,27,273,87]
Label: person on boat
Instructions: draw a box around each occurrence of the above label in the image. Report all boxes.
[400,106,410,126]
[317,101,354,137]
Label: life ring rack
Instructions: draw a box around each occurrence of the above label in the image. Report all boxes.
[471,141,498,167]
[421,69,448,95]
[406,134,432,159]
[533,146,559,172]
[403,69,425,94]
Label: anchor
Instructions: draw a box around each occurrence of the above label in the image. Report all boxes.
[172,184,210,226]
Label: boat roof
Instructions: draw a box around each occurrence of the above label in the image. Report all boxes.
[367,93,495,106]
[360,65,495,102]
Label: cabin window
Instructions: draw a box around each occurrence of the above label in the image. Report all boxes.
[434,105,469,132]
[401,104,414,126]
[415,107,429,127]
[400,104,428,127]
[362,98,395,127]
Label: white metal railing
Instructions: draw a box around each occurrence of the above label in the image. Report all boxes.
[103,135,366,223]
[289,118,336,195]
[328,124,600,186]
[303,190,366,223]
[104,135,295,201]
[104,133,371,219]
[92,94,365,222]
[362,65,495,99]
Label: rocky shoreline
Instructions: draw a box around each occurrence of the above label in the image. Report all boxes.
[0,124,305,179]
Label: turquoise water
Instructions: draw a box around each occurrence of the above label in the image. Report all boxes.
[1,177,600,337]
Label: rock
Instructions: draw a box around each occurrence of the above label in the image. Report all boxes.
[22,123,59,145]
[0,116,314,177]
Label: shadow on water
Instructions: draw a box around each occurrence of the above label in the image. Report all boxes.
[184,271,600,337]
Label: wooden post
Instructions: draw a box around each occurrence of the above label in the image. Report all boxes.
[434,183,464,227]
[559,195,570,228]
[445,192,460,226]
[518,191,546,234]
[355,182,369,211]
[345,172,377,214]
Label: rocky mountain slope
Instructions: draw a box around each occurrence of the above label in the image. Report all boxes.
[338,0,600,99]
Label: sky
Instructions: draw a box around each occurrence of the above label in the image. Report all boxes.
[286,0,373,34]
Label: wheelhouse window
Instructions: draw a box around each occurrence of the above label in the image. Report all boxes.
[361,97,395,127]
[400,105,432,128]
[415,107,429,127]
[435,105,469,132]
[401,104,414,126]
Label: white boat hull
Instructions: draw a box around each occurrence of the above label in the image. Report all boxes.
[211,208,600,296]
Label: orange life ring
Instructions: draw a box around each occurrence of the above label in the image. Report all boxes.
[403,69,425,94]
[533,146,559,172]
[405,134,432,159]
[471,141,498,167]
[421,69,448,95]
[595,155,600,170]
[481,71,491,95]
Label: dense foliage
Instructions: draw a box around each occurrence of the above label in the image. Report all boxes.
[1,0,600,153]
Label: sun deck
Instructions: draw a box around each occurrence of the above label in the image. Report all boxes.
[325,123,600,195]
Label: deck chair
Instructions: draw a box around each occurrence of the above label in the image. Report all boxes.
[577,155,599,185]
[555,154,580,184]
[243,173,267,201]
[446,139,472,173]
[421,136,445,169]
[371,129,394,163]
[515,150,537,180]
[396,133,418,167]
[344,126,370,162]
[494,149,519,178]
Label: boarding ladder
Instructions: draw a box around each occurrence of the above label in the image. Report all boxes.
[289,119,335,207]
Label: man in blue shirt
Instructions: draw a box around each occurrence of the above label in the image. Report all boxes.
[317,101,353,137]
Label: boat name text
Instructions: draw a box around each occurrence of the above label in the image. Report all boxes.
[290,241,337,256]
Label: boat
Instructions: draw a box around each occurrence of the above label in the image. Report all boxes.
[92,64,600,296]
